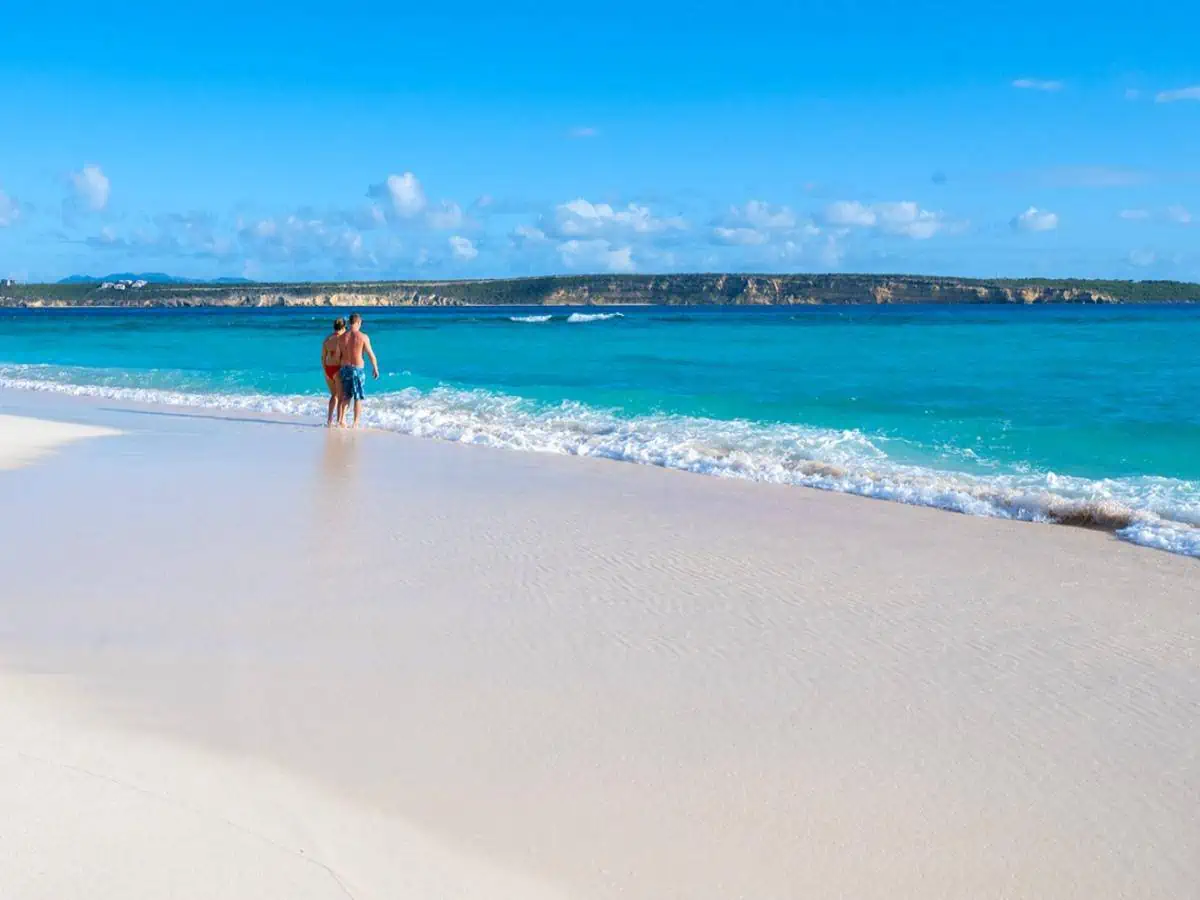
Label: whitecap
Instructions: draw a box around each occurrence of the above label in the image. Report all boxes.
[566,312,623,323]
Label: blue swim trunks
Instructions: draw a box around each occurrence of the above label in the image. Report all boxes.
[340,365,366,400]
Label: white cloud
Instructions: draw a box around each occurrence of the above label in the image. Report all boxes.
[712,226,769,246]
[1012,206,1059,232]
[1166,205,1193,224]
[1155,86,1200,103]
[709,201,804,246]
[364,204,388,228]
[1012,78,1064,92]
[814,233,845,267]
[557,238,635,273]
[822,200,947,239]
[1117,206,1193,225]
[369,172,426,217]
[552,198,686,238]
[731,200,796,230]
[337,204,388,231]
[568,126,599,138]
[70,164,110,211]
[237,214,370,266]
[449,235,478,261]
[770,229,845,268]
[85,226,154,252]
[427,200,465,230]
[0,189,19,227]
[84,213,238,258]
[873,201,946,239]
[510,223,547,245]
[823,200,877,227]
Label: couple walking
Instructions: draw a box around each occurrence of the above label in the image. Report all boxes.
[321,313,380,428]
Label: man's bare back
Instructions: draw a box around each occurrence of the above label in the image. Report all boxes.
[336,329,368,367]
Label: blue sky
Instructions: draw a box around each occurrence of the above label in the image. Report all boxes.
[2,0,1199,282]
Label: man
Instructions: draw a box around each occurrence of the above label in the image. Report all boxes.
[335,313,379,428]
[321,318,346,427]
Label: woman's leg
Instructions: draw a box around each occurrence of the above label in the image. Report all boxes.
[325,374,340,426]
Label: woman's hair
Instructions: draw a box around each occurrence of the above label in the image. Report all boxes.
[333,318,346,331]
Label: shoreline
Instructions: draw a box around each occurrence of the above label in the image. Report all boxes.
[1,397,1197,897]
[7,272,1200,308]
[2,382,1197,559]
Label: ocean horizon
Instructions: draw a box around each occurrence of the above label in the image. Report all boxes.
[3,303,1198,557]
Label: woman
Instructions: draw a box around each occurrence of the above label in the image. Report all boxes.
[321,318,346,427]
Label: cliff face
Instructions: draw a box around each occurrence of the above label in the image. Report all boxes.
[3,273,1194,308]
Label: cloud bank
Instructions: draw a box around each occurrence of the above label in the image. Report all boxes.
[24,163,1059,280]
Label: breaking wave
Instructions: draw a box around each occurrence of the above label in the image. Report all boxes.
[566,312,623,323]
[509,314,553,323]
[3,365,1197,558]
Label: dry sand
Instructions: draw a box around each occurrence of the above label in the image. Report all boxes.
[1,389,1197,899]
[0,413,118,470]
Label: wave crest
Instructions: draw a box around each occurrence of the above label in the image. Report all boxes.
[566,312,623,323]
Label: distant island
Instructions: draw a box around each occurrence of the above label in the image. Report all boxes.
[3,274,1200,308]
[55,273,255,287]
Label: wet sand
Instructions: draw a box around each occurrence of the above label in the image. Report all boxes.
[1,389,1197,899]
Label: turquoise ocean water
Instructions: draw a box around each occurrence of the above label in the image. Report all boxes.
[2,304,1198,556]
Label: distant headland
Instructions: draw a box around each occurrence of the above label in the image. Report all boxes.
[3,273,1199,308]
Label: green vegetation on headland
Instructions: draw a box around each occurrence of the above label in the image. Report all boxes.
[3,274,1200,308]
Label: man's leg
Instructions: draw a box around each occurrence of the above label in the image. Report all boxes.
[352,398,362,428]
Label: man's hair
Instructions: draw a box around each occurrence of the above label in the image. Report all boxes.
[349,313,362,325]
[333,318,346,331]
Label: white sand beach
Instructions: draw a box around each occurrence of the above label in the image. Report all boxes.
[1,388,1197,899]
[0,413,119,470]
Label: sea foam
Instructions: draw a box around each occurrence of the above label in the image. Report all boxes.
[566,312,623,323]
[3,367,1197,559]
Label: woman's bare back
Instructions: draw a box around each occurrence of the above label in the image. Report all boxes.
[322,334,342,366]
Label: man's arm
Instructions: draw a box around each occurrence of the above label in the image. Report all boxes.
[363,335,380,378]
